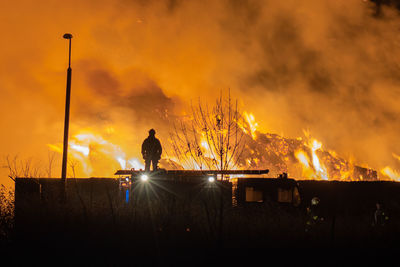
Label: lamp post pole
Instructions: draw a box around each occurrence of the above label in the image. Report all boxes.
[61,33,73,182]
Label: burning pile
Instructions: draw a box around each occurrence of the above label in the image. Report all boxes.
[237,130,377,181]
[166,97,381,181]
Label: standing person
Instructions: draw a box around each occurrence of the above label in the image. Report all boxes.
[305,197,324,233]
[372,202,389,241]
[373,202,389,227]
[142,129,162,171]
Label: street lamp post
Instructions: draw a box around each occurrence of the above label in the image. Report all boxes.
[61,33,73,182]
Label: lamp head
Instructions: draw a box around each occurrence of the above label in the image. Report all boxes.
[63,33,73,39]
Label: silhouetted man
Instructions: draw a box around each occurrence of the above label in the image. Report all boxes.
[373,203,389,227]
[305,197,324,233]
[142,129,162,171]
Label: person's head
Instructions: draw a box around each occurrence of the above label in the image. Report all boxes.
[149,129,156,136]
[376,203,381,209]
[311,197,320,206]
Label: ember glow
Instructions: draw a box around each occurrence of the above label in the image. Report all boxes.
[1,0,400,185]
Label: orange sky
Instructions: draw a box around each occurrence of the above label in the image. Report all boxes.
[1,0,400,186]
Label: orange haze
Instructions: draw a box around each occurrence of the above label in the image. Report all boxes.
[1,0,400,186]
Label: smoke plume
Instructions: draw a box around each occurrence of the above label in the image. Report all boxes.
[1,0,400,185]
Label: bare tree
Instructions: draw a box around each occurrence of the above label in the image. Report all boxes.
[3,154,44,180]
[46,151,57,178]
[68,159,80,178]
[4,155,19,181]
[0,184,14,239]
[169,92,246,173]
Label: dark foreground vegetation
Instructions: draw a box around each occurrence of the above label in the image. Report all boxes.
[1,178,400,265]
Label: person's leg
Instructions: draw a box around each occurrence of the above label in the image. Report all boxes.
[145,159,151,172]
[152,159,159,171]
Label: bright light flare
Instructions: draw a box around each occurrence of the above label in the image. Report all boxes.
[140,174,149,182]
[208,176,215,183]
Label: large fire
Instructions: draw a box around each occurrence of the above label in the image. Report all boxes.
[3,1,400,187]
[47,111,398,182]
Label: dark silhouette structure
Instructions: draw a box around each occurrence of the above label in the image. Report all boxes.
[13,177,400,265]
[61,33,73,181]
[141,129,162,171]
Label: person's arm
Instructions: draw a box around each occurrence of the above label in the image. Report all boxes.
[142,141,146,159]
[157,140,162,158]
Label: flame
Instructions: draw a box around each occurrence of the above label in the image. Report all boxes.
[237,111,259,140]
[294,138,328,180]
[379,153,400,181]
[200,133,212,157]
[243,112,258,140]
[339,169,352,180]
[381,167,400,181]
[46,111,398,182]
[393,153,400,162]
[70,142,90,156]
[309,139,328,180]
[128,158,144,170]
[48,131,144,177]
[294,150,314,179]
[47,144,63,154]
